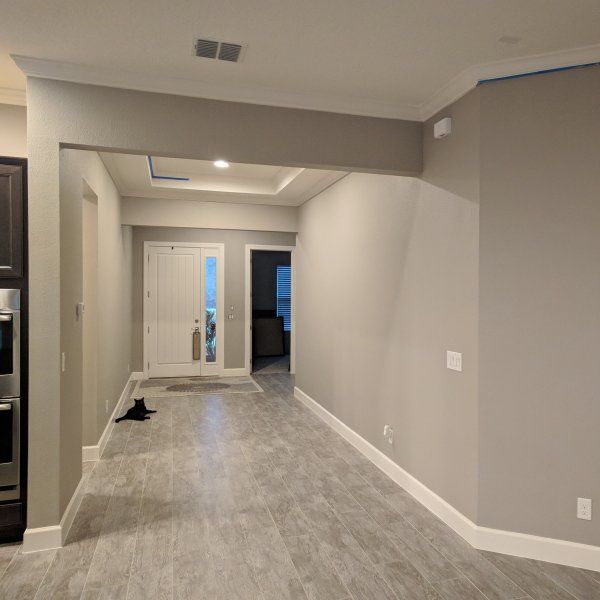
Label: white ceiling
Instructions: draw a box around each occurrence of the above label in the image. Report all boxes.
[2,1,600,118]
[100,152,347,206]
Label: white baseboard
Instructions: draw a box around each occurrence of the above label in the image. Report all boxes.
[131,371,144,380]
[81,444,99,462]
[293,386,600,573]
[22,475,85,554]
[25,374,137,553]
[82,372,137,463]
[222,367,249,377]
[22,525,62,554]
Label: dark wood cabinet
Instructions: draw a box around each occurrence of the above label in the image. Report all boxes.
[0,156,27,543]
[0,159,25,279]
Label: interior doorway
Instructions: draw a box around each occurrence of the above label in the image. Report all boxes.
[143,242,224,378]
[245,245,295,375]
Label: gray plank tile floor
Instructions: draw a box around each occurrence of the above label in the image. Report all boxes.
[0,373,598,599]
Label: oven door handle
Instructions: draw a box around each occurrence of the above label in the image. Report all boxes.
[0,404,11,411]
[0,313,13,322]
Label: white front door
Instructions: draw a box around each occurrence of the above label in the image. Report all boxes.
[146,243,224,378]
[146,244,224,378]
[147,245,201,377]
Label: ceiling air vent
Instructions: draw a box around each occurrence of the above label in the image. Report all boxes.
[218,43,243,62]
[194,38,245,63]
[194,39,219,59]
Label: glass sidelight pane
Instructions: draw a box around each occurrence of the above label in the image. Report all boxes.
[205,256,217,363]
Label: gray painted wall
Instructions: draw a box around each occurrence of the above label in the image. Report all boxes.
[26,76,419,529]
[478,66,600,545]
[131,227,296,371]
[295,165,479,518]
[0,103,26,158]
[122,196,299,233]
[59,149,132,513]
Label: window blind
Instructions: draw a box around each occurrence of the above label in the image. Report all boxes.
[276,265,292,331]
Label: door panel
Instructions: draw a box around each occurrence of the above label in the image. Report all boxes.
[148,246,200,378]
[146,244,223,378]
[0,163,24,278]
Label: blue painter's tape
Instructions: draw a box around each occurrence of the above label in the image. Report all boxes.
[477,61,600,85]
[147,156,190,181]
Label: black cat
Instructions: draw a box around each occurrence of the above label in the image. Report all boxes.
[135,397,156,415]
[114,398,156,423]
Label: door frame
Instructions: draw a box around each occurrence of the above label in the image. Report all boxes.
[245,244,296,375]
[143,241,225,379]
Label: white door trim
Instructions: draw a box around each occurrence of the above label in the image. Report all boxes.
[143,241,225,378]
[245,244,296,375]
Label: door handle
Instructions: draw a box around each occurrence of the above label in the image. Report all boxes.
[192,327,201,360]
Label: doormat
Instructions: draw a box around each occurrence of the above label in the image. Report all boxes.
[132,375,263,397]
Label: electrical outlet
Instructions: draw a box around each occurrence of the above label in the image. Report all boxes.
[105,399,109,414]
[577,497,592,520]
[61,352,66,372]
[446,350,462,372]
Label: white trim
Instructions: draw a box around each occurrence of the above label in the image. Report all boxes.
[294,386,600,573]
[81,445,99,463]
[82,372,137,463]
[22,476,85,554]
[222,368,248,377]
[245,244,296,376]
[58,476,85,545]
[22,525,62,554]
[420,42,600,120]
[0,87,26,106]
[143,241,225,378]
[24,373,138,553]
[11,55,420,121]
[13,45,600,120]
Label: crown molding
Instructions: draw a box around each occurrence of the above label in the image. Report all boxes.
[12,42,600,122]
[0,87,26,106]
[11,54,421,121]
[419,42,600,120]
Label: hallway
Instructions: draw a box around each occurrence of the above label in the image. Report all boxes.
[0,374,597,599]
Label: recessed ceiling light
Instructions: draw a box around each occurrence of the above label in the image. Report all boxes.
[214,160,230,168]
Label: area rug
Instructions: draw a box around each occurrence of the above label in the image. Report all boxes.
[133,375,263,398]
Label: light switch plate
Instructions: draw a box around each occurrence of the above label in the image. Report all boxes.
[446,351,462,372]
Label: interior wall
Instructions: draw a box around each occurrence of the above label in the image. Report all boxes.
[295,164,479,519]
[0,103,26,157]
[122,196,299,233]
[59,149,132,514]
[131,227,296,372]
[25,76,421,529]
[478,66,600,546]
